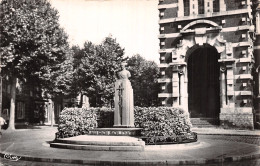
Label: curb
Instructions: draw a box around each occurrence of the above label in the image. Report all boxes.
[1,149,260,165]
[196,133,260,137]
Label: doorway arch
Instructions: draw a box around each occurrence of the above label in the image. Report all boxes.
[187,44,220,118]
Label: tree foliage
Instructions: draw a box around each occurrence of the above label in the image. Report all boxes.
[91,37,125,107]
[0,0,70,129]
[69,43,96,97]
[127,54,160,107]
[70,37,125,107]
[0,0,69,79]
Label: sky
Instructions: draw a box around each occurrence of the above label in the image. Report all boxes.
[49,0,160,63]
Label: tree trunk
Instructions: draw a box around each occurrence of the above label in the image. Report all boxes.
[0,75,2,117]
[7,76,17,130]
[49,99,55,127]
[51,107,55,127]
[80,93,83,108]
[0,54,2,117]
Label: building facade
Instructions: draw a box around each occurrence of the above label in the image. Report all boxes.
[158,0,260,129]
[1,77,66,126]
[1,76,90,127]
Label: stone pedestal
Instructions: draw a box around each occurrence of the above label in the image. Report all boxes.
[88,128,142,136]
[51,135,145,151]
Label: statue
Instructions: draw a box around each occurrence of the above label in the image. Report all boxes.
[114,62,134,128]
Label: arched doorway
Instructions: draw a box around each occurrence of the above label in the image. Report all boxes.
[187,44,220,118]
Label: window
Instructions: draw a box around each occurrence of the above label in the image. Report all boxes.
[7,85,11,94]
[184,0,190,16]
[198,0,205,14]
[213,0,220,12]
[17,102,25,119]
[56,104,62,119]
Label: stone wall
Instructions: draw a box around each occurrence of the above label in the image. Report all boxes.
[220,108,254,129]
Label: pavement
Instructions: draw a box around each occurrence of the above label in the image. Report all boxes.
[192,127,260,136]
[0,126,260,166]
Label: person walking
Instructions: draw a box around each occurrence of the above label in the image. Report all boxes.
[0,116,7,135]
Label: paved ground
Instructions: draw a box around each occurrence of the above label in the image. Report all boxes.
[1,158,260,166]
[0,126,260,166]
[192,127,260,136]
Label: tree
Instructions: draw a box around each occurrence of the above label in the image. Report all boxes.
[90,37,125,107]
[67,42,96,106]
[68,37,125,107]
[127,54,160,107]
[0,0,70,130]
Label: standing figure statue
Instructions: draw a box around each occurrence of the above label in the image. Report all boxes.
[114,62,134,127]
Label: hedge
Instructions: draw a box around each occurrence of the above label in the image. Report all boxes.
[134,107,192,143]
[56,107,192,141]
[56,108,96,138]
[95,107,114,128]
[56,107,113,138]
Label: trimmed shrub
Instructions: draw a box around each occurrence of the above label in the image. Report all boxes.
[56,107,97,138]
[134,107,193,144]
[95,107,114,128]
[56,107,114,138]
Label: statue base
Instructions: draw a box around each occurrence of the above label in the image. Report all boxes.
[113,125,135,128]
[88,128,142,136]
[52,135,145,151]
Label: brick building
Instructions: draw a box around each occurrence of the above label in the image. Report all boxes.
[158,0,260,129]
[1,77,70,126]
[1,75,89,126]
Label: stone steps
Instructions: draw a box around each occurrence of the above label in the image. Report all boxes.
[50,135,145,151]
[50,142,144,151]
[191,118,219,128]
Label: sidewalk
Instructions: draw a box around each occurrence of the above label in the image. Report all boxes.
[0,126,260,165]
[192,127,260,136]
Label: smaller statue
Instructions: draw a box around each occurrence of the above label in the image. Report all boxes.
[114,62,134,128]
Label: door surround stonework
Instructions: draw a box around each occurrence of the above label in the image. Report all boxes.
[168,21,254,129]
